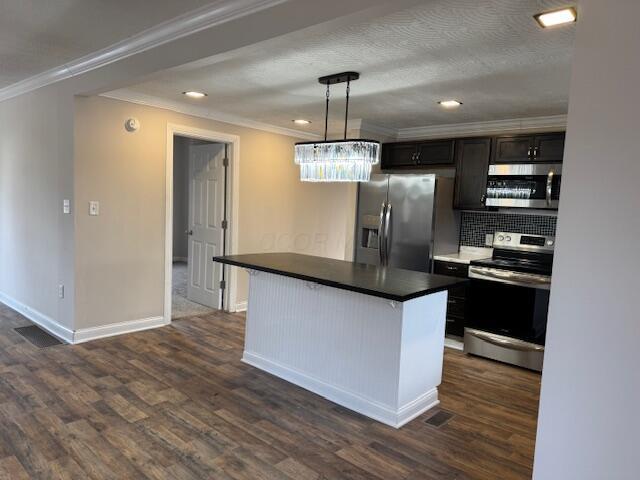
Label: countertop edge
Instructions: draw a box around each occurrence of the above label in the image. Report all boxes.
[433,255,472,265]
[434,247,493,265]
[214,256,464,302]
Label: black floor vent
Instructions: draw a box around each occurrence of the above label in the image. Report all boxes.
[15,325,63,348]
[424,410,454,428]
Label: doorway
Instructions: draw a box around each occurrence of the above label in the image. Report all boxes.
[165,125,240,322]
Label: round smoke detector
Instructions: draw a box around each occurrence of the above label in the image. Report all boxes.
[124,117,140,132]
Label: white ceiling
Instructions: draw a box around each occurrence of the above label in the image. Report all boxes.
[114,0,576,134]
[0,0,215,89]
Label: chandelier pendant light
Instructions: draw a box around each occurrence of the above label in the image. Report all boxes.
[294,72,380,182]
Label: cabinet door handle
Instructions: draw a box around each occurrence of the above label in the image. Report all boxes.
[533,146,539,158]
[527,146,532,158]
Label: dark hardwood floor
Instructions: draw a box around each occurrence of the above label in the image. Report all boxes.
[0,303,540,479]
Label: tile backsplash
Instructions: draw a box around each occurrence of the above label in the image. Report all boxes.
[460,211,557,247]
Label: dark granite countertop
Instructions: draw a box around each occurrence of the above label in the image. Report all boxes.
[213,253,465,302]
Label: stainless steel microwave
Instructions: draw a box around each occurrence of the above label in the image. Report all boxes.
[485,163,561,209]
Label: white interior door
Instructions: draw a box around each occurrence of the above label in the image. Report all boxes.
[187,143,226,308]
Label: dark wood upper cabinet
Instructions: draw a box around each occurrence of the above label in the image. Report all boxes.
[533,133,565,162]
[381,139,455,169]
[416,140,455,166]
[381,142,419,168]
[492,132,565,163]
[453,138,492,210]
[492,135,535,163]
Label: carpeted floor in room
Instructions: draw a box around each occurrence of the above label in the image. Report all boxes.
[172,261,216,319]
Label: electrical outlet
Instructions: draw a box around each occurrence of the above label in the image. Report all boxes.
[63,199,70,214]
[58,284,64,299]
[89,201,100,216]
[485,234,494,246]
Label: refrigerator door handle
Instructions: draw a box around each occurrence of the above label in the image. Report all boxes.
[378,202,387,265]
[384,202,392,264]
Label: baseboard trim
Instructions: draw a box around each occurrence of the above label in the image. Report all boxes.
[444,336,464,351]
[0,291,74,343]
[234,301,248,312]
[396,389,440,428]
[73,316,169,344]
[0,291,170,344]
[242,351,438,428]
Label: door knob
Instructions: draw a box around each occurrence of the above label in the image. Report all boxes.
[186,229,193,236]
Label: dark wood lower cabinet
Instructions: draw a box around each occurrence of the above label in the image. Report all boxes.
[434,260,468,336]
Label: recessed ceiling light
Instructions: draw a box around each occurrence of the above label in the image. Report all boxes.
[292,119,311,125]
[183,91,207,99]
[438,100,462,108]
[534,7,577,28]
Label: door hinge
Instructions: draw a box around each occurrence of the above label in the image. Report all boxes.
[221,219,228,229]
[219,280,226,290]
[223,157,229,167]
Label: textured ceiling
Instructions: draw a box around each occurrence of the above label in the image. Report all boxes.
[0,0,216,89]
[119,0,577,133]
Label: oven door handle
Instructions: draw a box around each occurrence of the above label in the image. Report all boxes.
[466,329,545,352]
[469,266,551,290]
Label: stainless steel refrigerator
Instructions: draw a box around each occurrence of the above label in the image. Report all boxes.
[354,174,459,273]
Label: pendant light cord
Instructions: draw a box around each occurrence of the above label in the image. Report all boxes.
[344,79,351,140]
[324,84,330,141]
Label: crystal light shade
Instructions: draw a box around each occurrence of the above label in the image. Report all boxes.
[294,140,380,182]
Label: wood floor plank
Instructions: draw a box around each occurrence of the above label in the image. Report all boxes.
[0,308,540,479]
[0,456,30,480]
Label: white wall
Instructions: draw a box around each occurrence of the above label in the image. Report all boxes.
[0,0,429,338]
[74,96,354,327]
[533,1,640,478]
[0,84,75,335]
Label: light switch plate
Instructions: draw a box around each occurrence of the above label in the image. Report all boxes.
[89,201,100,216]
[63,199,70,214]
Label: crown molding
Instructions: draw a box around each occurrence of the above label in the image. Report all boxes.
[101,89,320,140]
[396,114,567,140]
[0,0,287,103]
[350,119,398,138]
[98,92,568,142]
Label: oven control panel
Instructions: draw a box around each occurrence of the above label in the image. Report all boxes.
[493,232,555,252]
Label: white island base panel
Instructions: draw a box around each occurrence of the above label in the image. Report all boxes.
[242,271,447,428]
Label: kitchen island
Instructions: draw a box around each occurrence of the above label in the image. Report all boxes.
[213,253,465,428]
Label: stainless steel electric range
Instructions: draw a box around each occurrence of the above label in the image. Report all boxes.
[464,232,555,371]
